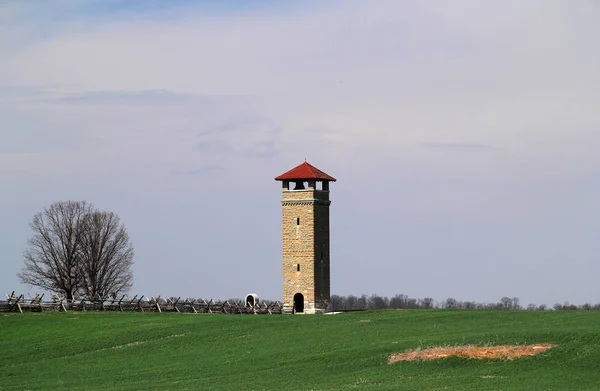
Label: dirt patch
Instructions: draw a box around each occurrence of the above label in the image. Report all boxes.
[389,344,556,363]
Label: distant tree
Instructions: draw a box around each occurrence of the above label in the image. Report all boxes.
[406,298,419,309]
[445,298,458,309]
[512,297,521,310]
[368,294,388,310]
[389,294,407,309]
[326,293,563,312]
[18,201,134,300]
[357,294,368,310]
[565,303,578,310]
[330,295,343,311]
[345,295,358,310]
[500,297,513,310]
[554,302,578,310]
[420,297,435,309]
[78,210,134,298]
[18,201,93,300]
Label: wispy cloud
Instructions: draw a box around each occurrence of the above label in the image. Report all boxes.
[2,0,600,306]
[48,89,219,105]
[197,116,281,159]
[1,1,598,171]
[168,165,225,176]
[420,142,501,152]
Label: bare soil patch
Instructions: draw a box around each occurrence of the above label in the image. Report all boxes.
[389,344,556,363]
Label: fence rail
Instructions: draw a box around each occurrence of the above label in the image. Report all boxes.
[0,291,283,315]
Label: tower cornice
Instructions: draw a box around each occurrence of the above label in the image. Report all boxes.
[281,199,331,206]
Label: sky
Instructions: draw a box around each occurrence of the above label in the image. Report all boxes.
[1,0,600,307]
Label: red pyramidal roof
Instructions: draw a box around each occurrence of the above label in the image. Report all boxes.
[275,161,336,182]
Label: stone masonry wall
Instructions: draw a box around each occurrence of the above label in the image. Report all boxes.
[281,189,331,313]
[313,202,330,308]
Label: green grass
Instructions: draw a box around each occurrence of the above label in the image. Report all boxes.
[1,310,600,390]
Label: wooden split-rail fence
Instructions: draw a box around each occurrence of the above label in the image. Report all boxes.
[0,292,283,315]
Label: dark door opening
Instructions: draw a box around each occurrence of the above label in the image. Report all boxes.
[293,293,304,313]
[246,295,255,307]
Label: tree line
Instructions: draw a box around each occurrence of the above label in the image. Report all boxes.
[329,294,600,311]
[18,201,134,300]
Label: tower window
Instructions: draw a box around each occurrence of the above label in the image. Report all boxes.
[296,264,300,272]
[296,218,300,225]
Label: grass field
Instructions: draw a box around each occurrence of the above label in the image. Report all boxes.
[2,310,600,390]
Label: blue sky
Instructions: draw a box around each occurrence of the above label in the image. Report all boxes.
[1,0,600,306]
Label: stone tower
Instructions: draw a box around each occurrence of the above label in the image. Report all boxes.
[275,162,336,314]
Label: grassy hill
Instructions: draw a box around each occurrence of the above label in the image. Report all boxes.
[1,310,600,390]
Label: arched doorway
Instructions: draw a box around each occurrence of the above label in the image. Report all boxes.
[293,293,304,313]
[245,294,257,307]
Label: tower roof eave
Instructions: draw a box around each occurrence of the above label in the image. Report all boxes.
[275,161,337,182]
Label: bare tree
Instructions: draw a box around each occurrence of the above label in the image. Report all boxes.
[368,294,388,310]
[18,201,134,300]
[345,295,358,310]
[420,297,434,309]
[18,201,93,300]
[78,211,134,298]
[512,297,521,310]
[500,297,513,310]
[445,297,458,309]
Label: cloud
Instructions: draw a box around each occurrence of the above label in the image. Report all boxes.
[0,104,102,155]
[0,0,598,183]
[48,89,218,105]
[197,115,281,159]
[1,0,598,188]
[2,0,600,305]
[420,142,501,152]
[168,165,225,176]
[2,1,598,157]
[0,87,270,179]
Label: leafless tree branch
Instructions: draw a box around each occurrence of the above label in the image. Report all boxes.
[18,201,134,299]
[78,211,134,298]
